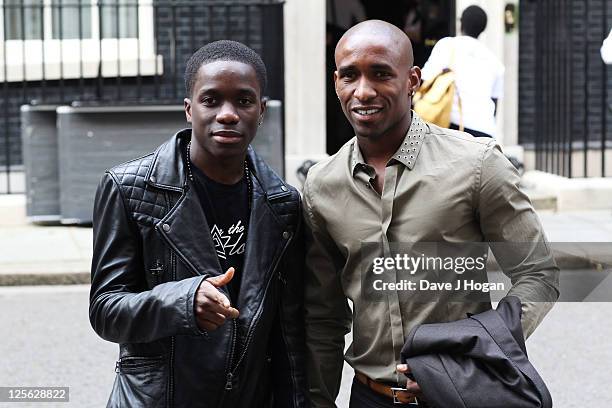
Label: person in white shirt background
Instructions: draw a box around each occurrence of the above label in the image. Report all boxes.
[420,5,504,139]
[602,28,612,64]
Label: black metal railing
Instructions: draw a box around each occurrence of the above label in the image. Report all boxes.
[520,0,611,178]
[1,0,284,193]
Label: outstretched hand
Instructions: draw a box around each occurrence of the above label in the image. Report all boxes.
[195,267,240,331]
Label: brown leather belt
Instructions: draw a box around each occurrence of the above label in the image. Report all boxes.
[355,371,420,405]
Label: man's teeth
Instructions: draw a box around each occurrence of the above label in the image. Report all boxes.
[356,108,381,116]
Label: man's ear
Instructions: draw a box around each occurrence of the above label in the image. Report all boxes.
[409,66,422,95]
[258,98,267,126]
[184,98,192,123]
[333,70,340,98]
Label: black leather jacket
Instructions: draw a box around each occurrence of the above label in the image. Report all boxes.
[90,129,308,408]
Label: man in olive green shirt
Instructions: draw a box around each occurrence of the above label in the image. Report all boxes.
[303,20,559,407]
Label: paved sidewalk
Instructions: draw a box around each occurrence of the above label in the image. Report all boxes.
[0,195,92,285]
[1,194,611,285]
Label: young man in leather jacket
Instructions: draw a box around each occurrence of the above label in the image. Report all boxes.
[90,40,308,408]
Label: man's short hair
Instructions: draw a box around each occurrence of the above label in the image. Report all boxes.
[184,40,267,97]
[461,5,488,38]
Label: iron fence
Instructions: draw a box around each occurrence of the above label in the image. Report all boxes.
[1,0,284,193]
[520,0,612,178]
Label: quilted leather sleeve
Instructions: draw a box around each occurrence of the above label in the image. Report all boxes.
[89,170,205,344]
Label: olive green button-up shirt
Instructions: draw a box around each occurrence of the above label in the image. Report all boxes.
[302,113,559,407]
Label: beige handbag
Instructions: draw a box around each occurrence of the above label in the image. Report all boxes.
[413,41,463,130]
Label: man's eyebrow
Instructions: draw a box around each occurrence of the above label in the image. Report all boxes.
[196,87,257,96]
[337,63,395,73]
[337,65,356,74]
[237,88,258,95]
[370,63,394,71]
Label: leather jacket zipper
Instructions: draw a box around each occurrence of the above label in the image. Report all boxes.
[168,251,176,407]
[162,192,178,408]
[157,226,200,278]
[169,337,175,406]
[279,293,299,408]
[150,260,164,285]
[156,192,201,279]
[279,217,302,408]
[115,355,164,373]
[217,234,294,407]
[224,321,237,391]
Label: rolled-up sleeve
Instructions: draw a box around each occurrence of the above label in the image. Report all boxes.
[475,142,560,338]
[303,176,352,408]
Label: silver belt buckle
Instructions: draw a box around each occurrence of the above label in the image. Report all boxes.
[390,387,419,406]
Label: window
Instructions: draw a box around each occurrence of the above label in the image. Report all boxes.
[52,0,92,40]
[100,0,138,39]
[5,0,43,40]
[0,0,163,82]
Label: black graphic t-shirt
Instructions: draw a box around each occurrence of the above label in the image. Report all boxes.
[191,165,249,304]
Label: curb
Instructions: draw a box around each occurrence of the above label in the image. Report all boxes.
[0,272,90,286]
[0,254,606,287]
[487,254,599,271]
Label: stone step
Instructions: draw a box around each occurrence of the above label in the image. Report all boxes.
[521,188,558,211]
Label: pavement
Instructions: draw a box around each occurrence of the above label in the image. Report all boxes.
[0,195,92,285]
[2,286,610,407]
[1,193,612,407]
[0,193,612,286]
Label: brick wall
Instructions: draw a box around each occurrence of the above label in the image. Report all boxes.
[0,0,283,167]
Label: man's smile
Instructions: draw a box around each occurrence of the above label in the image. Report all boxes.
[351,106,384,121]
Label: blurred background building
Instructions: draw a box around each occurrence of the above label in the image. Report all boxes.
[1,0,611,207]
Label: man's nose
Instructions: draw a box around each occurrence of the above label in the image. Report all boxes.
[216,102,240,124]
[354,78,376,101]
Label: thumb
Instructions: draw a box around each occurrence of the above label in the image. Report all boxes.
[207,267,235,288]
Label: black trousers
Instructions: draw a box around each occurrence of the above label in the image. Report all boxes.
[348,378,427,408]
[450,123,493,138]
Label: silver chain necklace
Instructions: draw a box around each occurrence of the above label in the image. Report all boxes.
[185,141,253,210]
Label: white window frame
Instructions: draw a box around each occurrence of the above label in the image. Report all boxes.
[0,0,163,82]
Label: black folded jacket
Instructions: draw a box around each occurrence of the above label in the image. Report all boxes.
[400,296,552,408]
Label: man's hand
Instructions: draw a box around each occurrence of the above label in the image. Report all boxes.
[396,364,423,397]
[195,267,240,331]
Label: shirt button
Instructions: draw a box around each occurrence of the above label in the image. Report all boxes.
[282,231,291,239]
[150,176,157,183]
[162,223,171,232]
[281,185,287,192]
[365,183,371,189]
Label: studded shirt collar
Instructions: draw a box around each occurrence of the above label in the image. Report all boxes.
[351,112,428,176]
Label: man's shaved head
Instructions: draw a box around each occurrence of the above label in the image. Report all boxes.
[332,19,421,142]
[335,20,414,68]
